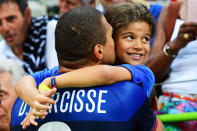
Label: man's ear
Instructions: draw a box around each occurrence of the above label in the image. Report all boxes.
[93,44,104,60]
[25,7,32,25]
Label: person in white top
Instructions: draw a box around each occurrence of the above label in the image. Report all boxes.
[0,0,58,73]
[146,0,197,130]
[46,0,96,69]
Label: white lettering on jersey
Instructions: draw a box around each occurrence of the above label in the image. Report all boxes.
[49,92,60,113]
[69,90,75,113]
[74,90,85,112]
[60,91,70,113]
[86,89,96,112]
[18,89,108,117]
[98,90,107,113]
[18,101,27,116]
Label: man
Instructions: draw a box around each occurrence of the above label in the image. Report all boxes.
[0,59,25,131]
[96,0,127,13]
[58,0,95,14]
[12,7,160,131]
[0,0,58,74]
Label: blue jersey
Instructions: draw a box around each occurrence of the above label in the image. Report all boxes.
[11,64,156,131]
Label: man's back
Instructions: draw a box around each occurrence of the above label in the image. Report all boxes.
[11,66,156,131]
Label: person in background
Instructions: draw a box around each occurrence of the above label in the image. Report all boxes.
[96,0,127,13]
[46,0,96,69]
[146,0,197,130]
[58,0,95,14]
[0,0,58,74]
[96,0,162,25]
[13,6,162,130]
[0,59,25,131]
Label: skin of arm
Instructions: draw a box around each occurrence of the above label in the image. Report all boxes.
[146,5,197,81]
[145,5,174,81]
[42,65,132,88]
[14,75,56,111]
[156,117,165,131]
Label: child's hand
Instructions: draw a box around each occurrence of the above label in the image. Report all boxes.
[21,108,47,129]
[41,77,51,88]
[30,86,57,117]
[21,109,38,129]
[21,87,57,129]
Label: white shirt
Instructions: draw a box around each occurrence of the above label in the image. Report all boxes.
[162,19,197,94]
[46,20,59,69]
[0,19,59,72]
[0,40,23,66]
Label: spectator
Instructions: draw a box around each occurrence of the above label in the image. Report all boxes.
[146,0,197,130]
[46,0,96,68]
[58,0,95,14]
[0,59,25,131]
[96,0,127,13]
[0,0,58,74]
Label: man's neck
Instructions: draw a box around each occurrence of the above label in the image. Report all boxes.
[58,65,74,73]
[58,60,100,73]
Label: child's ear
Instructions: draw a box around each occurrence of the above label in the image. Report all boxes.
[93,44,104,60]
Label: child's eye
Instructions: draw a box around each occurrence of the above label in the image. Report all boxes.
[125,35,133,40]
[142,37,150,43]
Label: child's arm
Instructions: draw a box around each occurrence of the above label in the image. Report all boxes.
[42,65,132,88]
[15,75,56,110]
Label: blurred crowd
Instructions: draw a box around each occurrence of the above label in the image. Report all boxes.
[0,0,197,131]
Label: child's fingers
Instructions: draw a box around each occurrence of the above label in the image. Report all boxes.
[39,87,57,97]
[31,108,48,117]
[38,96,56,105]
[21,112,31,129]
[29,115,38,126]
[40,115,46,120]
[45,88,57,97]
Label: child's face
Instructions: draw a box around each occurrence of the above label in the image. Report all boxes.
[114,21,151,65]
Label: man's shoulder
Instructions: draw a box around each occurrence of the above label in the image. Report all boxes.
[0,40,9,55]
[31,66,59,85]
[0,40,6,47]
[0,40,5,57]
[31,66,59,77]
[47,20,57,31]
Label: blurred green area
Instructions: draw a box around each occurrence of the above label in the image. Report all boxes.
[29,0,59,17]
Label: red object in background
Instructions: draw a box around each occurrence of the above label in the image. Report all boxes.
[171,0,176,1]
